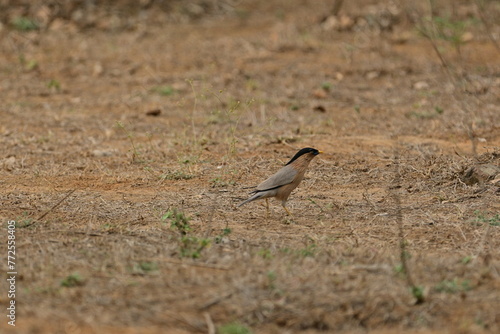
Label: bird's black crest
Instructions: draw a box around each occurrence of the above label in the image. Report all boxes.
[285,148,320,165]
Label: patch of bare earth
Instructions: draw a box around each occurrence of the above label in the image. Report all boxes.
[1,1,499,333]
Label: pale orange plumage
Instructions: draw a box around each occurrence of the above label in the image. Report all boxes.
[239,148,322,215]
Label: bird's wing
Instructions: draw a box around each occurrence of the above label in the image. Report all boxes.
[255,165,297,192]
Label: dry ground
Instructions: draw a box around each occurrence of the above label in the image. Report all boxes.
[1,1,499,333]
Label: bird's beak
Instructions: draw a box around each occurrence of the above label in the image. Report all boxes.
[318,150,323,154]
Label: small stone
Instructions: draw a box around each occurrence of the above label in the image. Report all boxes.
[146,109,161,116]
[321,15,354,31]
[366,71,380,80]
[312,89,327,99]
[461,32,474,43]
[391,31,412,44]
[413,81,429,90]
[91,150,114,157]
[321,16,339,31]
[313,105,326,113]
[339,15,355,30]
[3,156,16,171]
[93,62,103,77]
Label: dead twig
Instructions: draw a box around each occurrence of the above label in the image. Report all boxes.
[416,14,450,73]
[203,312,216,334]
[307,198,336,218]
[203,193,218,239]
[164,311,205,333]
[474,0,500,51]
[391,144,424,304]
[28,189,76,227]
[199,292,234,311]
[39,230,103,237]
[474,223,492,266]
[362,191,378,210]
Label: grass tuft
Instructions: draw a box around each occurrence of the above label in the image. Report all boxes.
[218,322,252,334]
[60,273,85,288]
[153,85,175,96]
[474,211,500,227]
[11,17,39,31]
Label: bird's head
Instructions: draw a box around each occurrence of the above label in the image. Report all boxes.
[285,147,322,165]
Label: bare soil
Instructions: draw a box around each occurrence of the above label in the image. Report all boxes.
[1,1,499,333]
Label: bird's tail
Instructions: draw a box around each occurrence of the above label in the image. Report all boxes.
[238,192,263,207]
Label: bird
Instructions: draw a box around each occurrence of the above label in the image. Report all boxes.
[238,147,322,215]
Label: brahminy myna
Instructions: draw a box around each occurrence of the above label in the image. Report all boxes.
[238,147,322,215]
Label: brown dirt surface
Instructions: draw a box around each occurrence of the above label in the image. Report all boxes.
[1,1,499,333]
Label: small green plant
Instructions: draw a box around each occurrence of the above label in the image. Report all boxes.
[474,211,500,226]
[160,170,195,181]
[26,60,38,71]
[401,249,411,260]
[411,285,425,301]
[153,85,175,96]
[47,79,61,91]
[101,223,113,231]
[37,132,52,144]
[139,261,158,272]
[461,256,473,265]
[394,264,405,274]
[61,273,85,287]
[132,261,158,274]
[205,90,249,189]
[11,17,39,31]
[178,155,199,165]
[299,243,317,257]
[279,244,318,257]
[162,208,211,258]
[208,109,221,124]
[321,81,332,91]
[434,106,444,115]
[163,209,191,235]
[431,16,472,56]
[218,322,252,334]
[210,177,235,188]
[474,317,486,329]
[15,212,33,228]
[257,248,273,260]
[214,227,232,244]
[35,286,58,294]
[179,236,210,259]
[435,278,471,293]
[417,12,479,59]
[245,78,259,91]
[407,107,444,119]
[266,270,278,291]
[116,121,143,163]
[19,55,38,71]
[279,247,291,254]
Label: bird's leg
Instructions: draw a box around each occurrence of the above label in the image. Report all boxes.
[266,198,270,216]
[282,202,291,216]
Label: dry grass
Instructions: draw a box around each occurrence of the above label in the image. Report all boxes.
[1,0,499,333]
